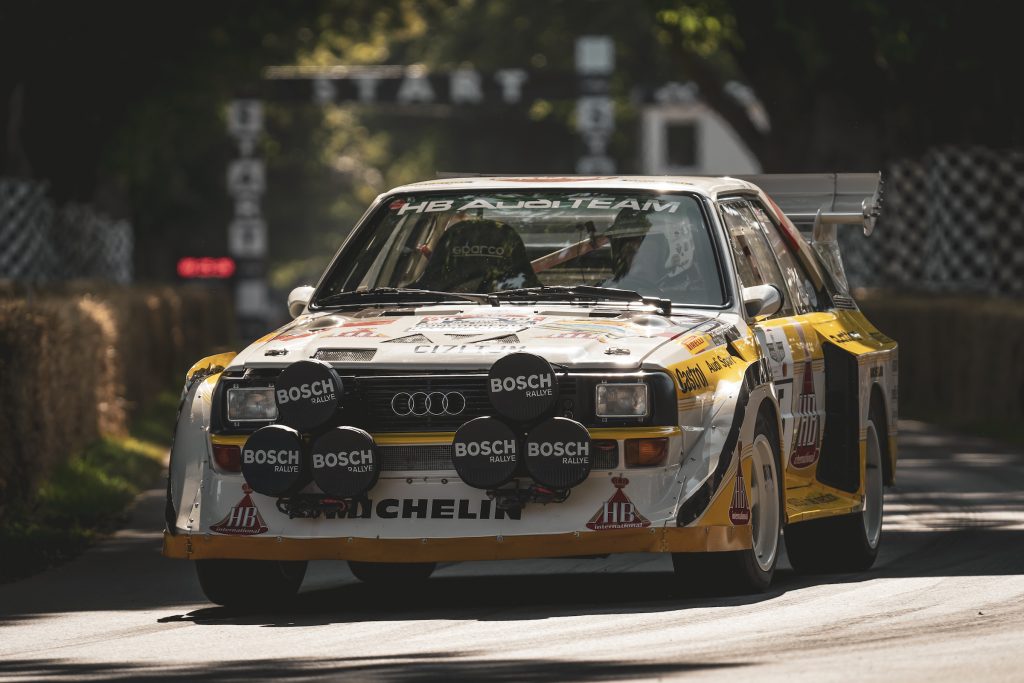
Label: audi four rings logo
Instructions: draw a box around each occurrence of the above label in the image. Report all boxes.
[391,391,467,416]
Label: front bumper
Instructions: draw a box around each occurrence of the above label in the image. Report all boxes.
[163,524,751,562]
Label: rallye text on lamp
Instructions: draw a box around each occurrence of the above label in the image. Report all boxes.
[165,174,898,607]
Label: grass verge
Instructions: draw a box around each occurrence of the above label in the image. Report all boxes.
[0,390,180,583]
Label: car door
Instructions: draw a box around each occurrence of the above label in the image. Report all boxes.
[719,199,826,484]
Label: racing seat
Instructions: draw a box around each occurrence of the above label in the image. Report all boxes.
[412,219,541,292]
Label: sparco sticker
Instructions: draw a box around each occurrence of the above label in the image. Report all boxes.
[210,483,269,536]
[412,315,544,334]
[586,476,651,530]
[524,417,592,489]
[240,425,306,497]
[452,416,520,489]
[487,352,558,421]
[310,426,380,498]
[274,359,343,431]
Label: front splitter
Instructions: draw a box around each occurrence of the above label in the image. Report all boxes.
[163,525,752,562]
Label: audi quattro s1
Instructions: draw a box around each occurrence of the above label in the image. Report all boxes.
[164,174,898,607]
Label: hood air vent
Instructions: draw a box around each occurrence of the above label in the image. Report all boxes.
[313,348,376,362]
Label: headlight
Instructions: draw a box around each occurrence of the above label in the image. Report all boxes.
[595,383,649,418]
[226,387,278,422]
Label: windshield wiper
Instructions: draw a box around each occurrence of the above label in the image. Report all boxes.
[315,287,489,308]
[488,285,672,316]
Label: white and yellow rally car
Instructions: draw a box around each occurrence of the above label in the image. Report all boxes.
[165,174,898,607]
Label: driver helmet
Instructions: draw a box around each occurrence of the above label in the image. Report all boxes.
[604,208,697,276]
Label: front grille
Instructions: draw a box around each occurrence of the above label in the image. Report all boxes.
[359,375,578,432]
[360,375,494,432]
[379,445,453,471]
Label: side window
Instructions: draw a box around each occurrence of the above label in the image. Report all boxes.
[748,200,820,313]
[720,200,794,317]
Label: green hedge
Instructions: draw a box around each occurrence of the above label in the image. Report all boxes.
[0,284,233,520]
[860,295,1024,431]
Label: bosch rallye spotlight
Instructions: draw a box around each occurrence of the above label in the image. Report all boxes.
[309,426,380,498]
[452,416,520,489]
[486,352,558,421]
[240,424,307,497]
[524,417,593,489]
[274,359,342,432]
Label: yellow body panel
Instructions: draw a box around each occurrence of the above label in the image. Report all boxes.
[164,524,752,562]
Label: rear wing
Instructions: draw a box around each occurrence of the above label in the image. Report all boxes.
[737,173,882,237]
[738,173,882,295]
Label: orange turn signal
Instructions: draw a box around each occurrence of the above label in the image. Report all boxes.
[212,444,242,472]
[624,438,668,468]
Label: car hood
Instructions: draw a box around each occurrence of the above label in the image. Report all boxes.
[229,305,725,371]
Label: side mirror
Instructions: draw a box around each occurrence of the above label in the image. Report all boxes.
[287,286,315,319]
[741,284,782,319]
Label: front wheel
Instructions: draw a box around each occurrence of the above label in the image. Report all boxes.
[785,402,886,573]
[195,559,307,608]
[673,411,783,594]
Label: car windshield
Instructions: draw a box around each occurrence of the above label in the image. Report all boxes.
[315,190,726,307]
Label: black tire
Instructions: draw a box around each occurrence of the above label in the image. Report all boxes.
[195,559,307,608]
[785,398,887,574]
[673,411,783,595]
[348,561,436,584]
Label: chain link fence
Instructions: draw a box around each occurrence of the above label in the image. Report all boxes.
[0,178,133,284]
[841,146,1024,296]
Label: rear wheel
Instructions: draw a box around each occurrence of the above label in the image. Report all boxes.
[673,411,782,594]
[195,559,307,608]
[348,561,436,584]
[785,401,886,573]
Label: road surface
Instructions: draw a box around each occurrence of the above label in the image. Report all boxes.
[1,420,1022,681]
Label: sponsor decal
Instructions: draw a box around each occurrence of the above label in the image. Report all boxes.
[274,360,343,431]
[832,295,858,310]
[691,319,740,346]
[728,452,751,525]
[523,417,592,489]
[537,330,609,341]
[412,315,543,334]
[674,363,709,394]
[487,352,559,421]
[332,328,386,338]
[395,197,682,216]
[536,320,636,338]
[791,360,821,469]
[586,476,651,530]
[273,330,317,342]
[703,353,736,374]
[413,344,525,354]
[210,484,269,536]
[310,427,380,499]
[452,416,520,488]
[241,425,307,497]
[787,492,840,508]
[339,496,521,520]
[681,334,708,354]
[829,330,862,345]
[340,319,395,327]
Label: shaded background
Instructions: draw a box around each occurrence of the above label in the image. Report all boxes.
[3,0,1021,285]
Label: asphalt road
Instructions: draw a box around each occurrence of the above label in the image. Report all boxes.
[1,419,1023,682]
